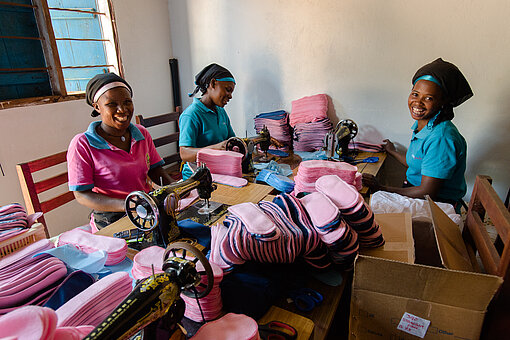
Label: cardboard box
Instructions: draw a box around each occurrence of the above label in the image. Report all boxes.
[350,199,503,340]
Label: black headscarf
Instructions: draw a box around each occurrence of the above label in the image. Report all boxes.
[188,63,235,97]
[85,73,132,117]
[412,58,473,123]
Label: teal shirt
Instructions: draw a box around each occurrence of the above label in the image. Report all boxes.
[179,98,235,179]
[406,114,467,202]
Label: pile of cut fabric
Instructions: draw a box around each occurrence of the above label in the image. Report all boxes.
[293,160,362,194]
[196,149,243,178]
[0,203,41,242]
[254,110,292,151]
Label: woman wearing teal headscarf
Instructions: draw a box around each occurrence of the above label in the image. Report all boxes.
[363,58,473,211]
[179,63,236,180]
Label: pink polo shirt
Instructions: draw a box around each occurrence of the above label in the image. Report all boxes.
[67,122,164,199]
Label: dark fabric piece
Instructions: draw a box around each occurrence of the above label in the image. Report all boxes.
[412,58,473,123]
[93,211,126,229]
[177,219,212,251]
[188,63,234,97]
[43,270,95,310]
[85,73,132,117]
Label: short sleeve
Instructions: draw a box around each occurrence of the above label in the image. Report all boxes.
[67,135,95,191]
[421,135,458,179]
[179,113,200,148]
[138,125,164,169]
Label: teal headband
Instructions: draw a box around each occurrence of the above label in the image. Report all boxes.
[414,75,442,89]
[216,77,236,84]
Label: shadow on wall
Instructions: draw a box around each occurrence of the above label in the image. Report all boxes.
[326,94,339,126]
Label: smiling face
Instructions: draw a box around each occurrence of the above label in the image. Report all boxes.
[408,80,446,128]
[93,87,134,133]
[207,79,235,107]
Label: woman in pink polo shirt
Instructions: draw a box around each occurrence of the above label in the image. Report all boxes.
[67,73,174,229]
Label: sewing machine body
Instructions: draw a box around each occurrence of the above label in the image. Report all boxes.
[226,126,274,173]
[323,119,358,160]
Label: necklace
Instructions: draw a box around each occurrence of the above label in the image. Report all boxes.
[100,126,128,142]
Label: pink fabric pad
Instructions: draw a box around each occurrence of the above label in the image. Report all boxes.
[297,160,358,183]
[289,94,328,127]
[57,228,127,265]
[0,239,54,272]
[212,174,248,188]
[228,202,277,238]
[316,175,360,209]
[177,189,199,211]
[0,305,57,340]
[196,149,243,178]
[131,246,165,280]
[190,313,260,340]
[300,192,338,228]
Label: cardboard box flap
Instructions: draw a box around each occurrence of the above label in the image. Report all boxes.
[354,255,503,311]
[426,196,473,272]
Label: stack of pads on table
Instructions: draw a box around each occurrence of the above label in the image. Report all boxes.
[254,110,292,151]
[0,203,40,242]
[196,149,248,187]
[210,174,384,272]
[293,160,362,194]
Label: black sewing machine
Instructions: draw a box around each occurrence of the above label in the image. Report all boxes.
[83,242,213,340]
[225,126,280,173]
[124,164,216,249]
[323,119,358,161]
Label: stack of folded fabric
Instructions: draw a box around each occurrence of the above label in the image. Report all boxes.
[0,239,61,315]
[254,110,291,150]
[316,175,385,248]
[56,272,133,327]
[290,94,332,152]
[293,160,361,194]
[131,245,165,280]
[0,203,29,242]
[0,305,94,340]
[57,228,127,265]
[196,149,243,178]
[300,192,359,270]
[181,261,224,322]
[348,141,385,153]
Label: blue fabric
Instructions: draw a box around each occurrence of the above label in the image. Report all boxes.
[255,110,287,120]
[178,219,212,250]
[293,150,328,161]
[43,270,95,310]
[179,98,236,179]
[253,160,293,176]
[414,75,443,89]
[35,244,108,274]
[406,116,467,201]
[256,169,295,193]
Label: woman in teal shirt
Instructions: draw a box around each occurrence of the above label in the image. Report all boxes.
[179,63,236,179]
[363,58,473,210]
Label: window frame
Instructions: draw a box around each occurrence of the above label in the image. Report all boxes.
[0,0,123,110]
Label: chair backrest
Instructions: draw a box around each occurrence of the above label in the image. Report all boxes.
[463,175,510,277]
[16,151,74,238]
[136,107,182,178]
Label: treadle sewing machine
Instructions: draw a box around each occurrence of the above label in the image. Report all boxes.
[225,126,282,173]
[84,242,214,340]
[323,119,358,161]
[123,164,217,249]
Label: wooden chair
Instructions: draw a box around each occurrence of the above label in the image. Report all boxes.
[16,151,74,238]
[462,175,510,277]
[136,106,182,180]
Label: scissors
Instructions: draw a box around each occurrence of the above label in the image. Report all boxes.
[349,156,379,164]
[259,321,297,340]
[287,287,323,312]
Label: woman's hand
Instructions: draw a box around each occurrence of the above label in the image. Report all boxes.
[362,173,381,192]
[208,140,227,150]
[382,139,396,153]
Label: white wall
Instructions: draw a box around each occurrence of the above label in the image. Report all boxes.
[168,0,510,201]
[0,0,174,236]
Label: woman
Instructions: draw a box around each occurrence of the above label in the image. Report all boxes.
[67,73,174,229]
[363,58,473,211]
[179,63,236,180]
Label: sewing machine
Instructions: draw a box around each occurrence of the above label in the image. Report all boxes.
[124,164,216,249]
[84,242,213,340]
[323,119,358,160]
[225,126,276,173]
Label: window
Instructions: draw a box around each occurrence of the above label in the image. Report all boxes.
[0,0,122,108]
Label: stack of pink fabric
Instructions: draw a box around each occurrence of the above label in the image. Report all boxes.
[349,141,384,153]
[196,149,243,178]
[190,313,260,340]
[0,239,60,315]
[290,94,332,151]
[0,203,29,241]
[181,261,224,322]
[293,160,361,194]
[0,305,94,340]
[57,228,127,265]
[56,272,133,327]
[131,245,165,280]
[289,94,329,127]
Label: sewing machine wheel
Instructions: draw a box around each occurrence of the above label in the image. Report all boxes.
[125,191,160,231]
[225,137,248,160]
[162,242,214,299]
[337,119,358,139]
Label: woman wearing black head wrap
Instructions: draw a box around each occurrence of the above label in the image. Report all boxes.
[67,73,174,229]
[363,58,472,211]
[179,63,237,179]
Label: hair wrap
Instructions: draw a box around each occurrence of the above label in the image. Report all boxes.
[412,58,473,123]
[86,73,133,117]
[188,63,235,97]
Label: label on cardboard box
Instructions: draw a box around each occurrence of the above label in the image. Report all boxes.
[397,312,430,338]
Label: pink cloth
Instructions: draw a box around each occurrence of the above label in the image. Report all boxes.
[228,203,278,239]
[0,239,54,271]
[293,161,358,195]
[131,246,165,280]
[315,174,359,209]
[212,174,248,188]
[289,94,328,127]
[190,313,260,340]
[196,149,243,177]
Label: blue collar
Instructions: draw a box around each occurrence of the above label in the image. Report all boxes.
[411,112,441,139]
[84,121,145,150]
[194,97,219,114]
